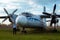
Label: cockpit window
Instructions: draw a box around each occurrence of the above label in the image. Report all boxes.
[21,12,32,17]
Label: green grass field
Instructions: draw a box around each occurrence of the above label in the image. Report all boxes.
[0,28,60,40]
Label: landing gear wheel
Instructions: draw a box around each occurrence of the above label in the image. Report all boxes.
[21,27,27,33]
[21,30,27,33]
[16,28,20,32]
[52,29,57,32]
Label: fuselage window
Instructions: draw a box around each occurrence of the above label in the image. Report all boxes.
[27,17,40,21]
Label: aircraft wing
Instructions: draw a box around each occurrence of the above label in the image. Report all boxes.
[40,15,60,18]
[0,16,9,18]
[40,15,50,18]
[43,12,51,16]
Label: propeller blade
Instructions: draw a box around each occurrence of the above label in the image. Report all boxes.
[50,19,53,26]
[56,15,60,17]
[53,4,56,14]
[12,9,18,15]
[43,12,51,16]
[44,6,46,12]
[2,18,7,23]
[9,17,14,23]
[4,8,9,15]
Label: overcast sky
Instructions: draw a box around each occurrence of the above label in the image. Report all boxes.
[0,0,60,15]
[0,0,60,25]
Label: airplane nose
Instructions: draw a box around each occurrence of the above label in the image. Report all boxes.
[16,15,27,25]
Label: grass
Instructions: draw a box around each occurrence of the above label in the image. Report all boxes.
[0,28,60,40]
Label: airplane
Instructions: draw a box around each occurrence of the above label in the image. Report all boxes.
[0,4,60,32]
[1,8,49,32]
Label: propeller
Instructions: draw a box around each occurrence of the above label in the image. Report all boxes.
[50,4,57,26]
[2,8,18,23]
[43,4,59,27]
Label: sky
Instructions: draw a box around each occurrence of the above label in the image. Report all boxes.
[0,0,60,25]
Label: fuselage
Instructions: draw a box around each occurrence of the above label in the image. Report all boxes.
[16,14,47,28]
